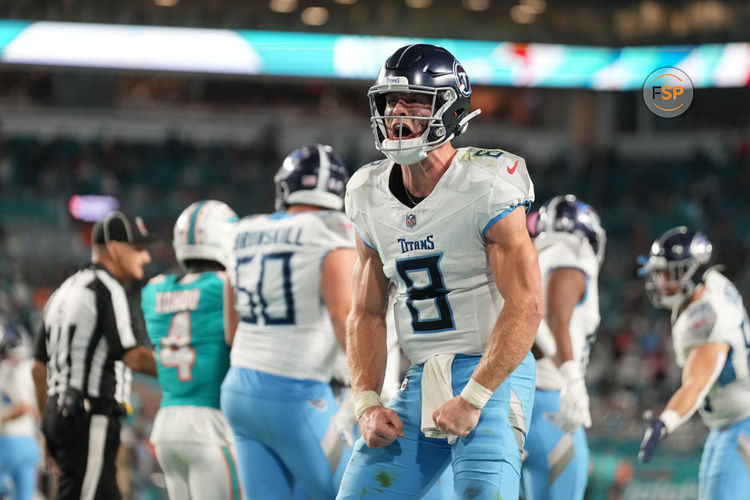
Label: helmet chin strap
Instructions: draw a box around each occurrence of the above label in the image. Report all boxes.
[456,108,482,136]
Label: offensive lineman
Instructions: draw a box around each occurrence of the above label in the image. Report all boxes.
[339,43,542,499]
[522,195,606,500]
[638,226,750,499]
[141,200,241,500]
[221,144,357,500]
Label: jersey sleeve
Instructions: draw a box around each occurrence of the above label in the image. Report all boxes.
[312,211,356,251]
[680,301,719,351]
[539,236,598,278]
[344,163,380,251]
[475,151,535,238]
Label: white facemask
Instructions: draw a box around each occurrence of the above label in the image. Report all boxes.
[380,138,428,165]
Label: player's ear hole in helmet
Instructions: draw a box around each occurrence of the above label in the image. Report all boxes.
[368,43,482,165]
[172,200,238,270]
[637,226,713,309]
[274,144,350,212]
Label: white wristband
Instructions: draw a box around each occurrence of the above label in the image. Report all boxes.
[659,409,682,434]
[460,378,493,410]
[354,390,383,420]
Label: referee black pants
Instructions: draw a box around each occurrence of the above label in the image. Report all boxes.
[41,397,122,500]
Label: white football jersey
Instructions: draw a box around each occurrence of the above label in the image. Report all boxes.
[0,358,37,437]
[533,233,601,390]
[345,147,534,364]
[228,210,354,382]
[671,270,750,429]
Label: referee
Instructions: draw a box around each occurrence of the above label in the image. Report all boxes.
[31,211,158,500]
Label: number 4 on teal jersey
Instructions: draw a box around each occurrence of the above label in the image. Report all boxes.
[159,310,196,381]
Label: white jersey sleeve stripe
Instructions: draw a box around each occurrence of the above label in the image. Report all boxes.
[481,201,531,238]
[355,228,377,251]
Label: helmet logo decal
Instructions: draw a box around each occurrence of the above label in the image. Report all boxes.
[453,60,471,97]
[301,174,317,187]
[405,213,417,228]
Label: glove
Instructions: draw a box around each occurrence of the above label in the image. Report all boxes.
[58,388,85,420]
[638,418,667,463]
[554,361,591,434]
[332,389,357,448]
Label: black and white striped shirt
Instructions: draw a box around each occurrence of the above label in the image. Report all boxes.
[34,264,149,405]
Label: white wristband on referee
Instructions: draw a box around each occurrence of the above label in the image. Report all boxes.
[460,378,493,410]
[354,390,383,420]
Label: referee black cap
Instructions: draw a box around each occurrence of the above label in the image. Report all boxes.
[93,211,158,245]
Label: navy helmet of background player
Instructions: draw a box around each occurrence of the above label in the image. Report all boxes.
[274,144,349,212]
[535,194,606,264]
[367,43,482,166]
[638,226,712,310]
[0,324,24,360]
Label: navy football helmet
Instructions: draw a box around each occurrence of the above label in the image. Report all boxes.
[536,194,606,264]
[274,144,349,211]
[638,226,713,309]
[368,44,481,165]
[0,324,24,359]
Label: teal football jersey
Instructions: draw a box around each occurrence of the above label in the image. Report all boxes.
[142,272,229,409]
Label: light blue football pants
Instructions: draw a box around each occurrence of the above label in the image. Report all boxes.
[521,389,589,500]
[221,367,352,500]
[337,352,535,499]
[0,435,39,500]
[699,414,750,499]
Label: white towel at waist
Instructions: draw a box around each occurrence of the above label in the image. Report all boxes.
[420,353,457,444]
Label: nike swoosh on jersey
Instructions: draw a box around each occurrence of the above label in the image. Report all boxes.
[507,160,519,174]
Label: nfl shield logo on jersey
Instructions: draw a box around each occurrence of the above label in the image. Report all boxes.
[405,213,417,228]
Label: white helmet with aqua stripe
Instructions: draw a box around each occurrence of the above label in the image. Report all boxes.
[172,199,238,269]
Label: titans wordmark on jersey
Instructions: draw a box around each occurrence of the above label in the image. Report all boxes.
[671,270,750,429]
[228,210,354,382]
[533,233,601,391]
[345,147,534,364]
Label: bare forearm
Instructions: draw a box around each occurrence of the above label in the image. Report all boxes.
[32,361,48,412]
[1,403,37,423]
[124,347,158,376]
[331,315,347,350]
[137,352,158,376]
[223,278,239,345]
[347,313,388,394]
[660,344,728,430]
[665,382,710,422]
[472,296,542,391]
[551,324,574,366]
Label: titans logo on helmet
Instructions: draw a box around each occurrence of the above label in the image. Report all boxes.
[453,60,471,97]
